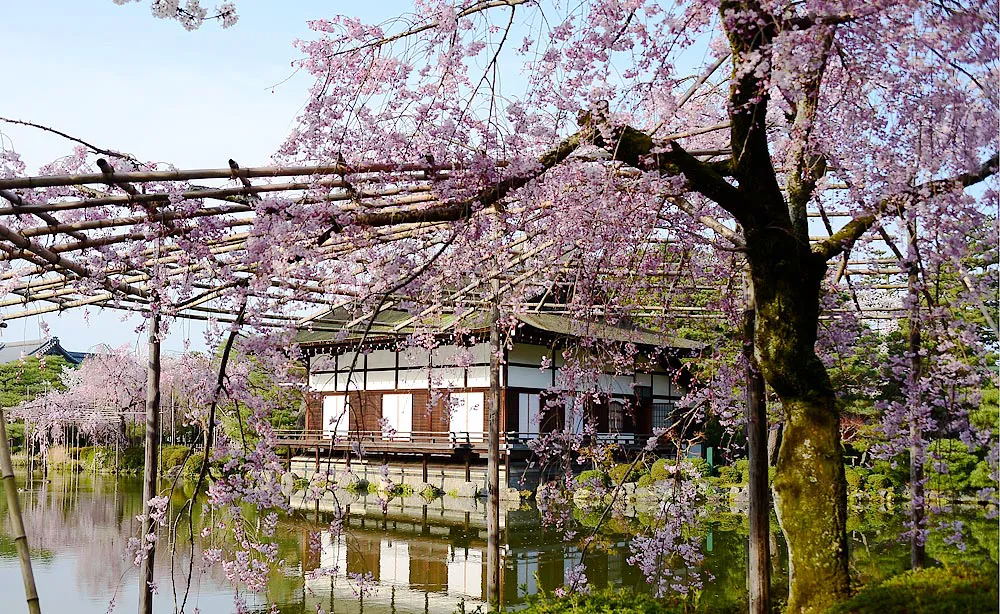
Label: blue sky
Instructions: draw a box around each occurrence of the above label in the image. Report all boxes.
[0,1,415,354]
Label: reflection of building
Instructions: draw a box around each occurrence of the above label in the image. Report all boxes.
[287,309,702,476]
[294,505,643,613]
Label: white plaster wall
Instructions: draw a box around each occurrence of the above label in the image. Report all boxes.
[398,368,430,389]
[466,366,489,388]
[508,365,551,389]
[508,343,549,366]
[310,372,337,392]
[365,370,395,390]
[653,374,674,397]
[597,374,637,395]
[430,367,464,388]
[365,348,396,369]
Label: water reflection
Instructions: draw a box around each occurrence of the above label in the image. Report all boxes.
[2,472,993,614]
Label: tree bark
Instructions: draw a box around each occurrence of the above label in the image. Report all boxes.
[138,313,161,614]
[747,229,849,613]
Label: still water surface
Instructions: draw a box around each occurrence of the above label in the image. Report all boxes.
[1,472,993,613]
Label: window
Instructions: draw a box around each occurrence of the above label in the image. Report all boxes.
[381,393,412,441]
[565,396,584,435]
[322,394,349,439]
[652,402,674,430]
[449,391,485,442]
[518,393,540,438]
[609,401,624,433]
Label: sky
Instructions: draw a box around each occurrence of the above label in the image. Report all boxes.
[0,0,414,355]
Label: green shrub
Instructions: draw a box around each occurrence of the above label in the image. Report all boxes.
[6,422,25,453]
[637,474,655,488]
[734,458,750,483]
[969,460,997,492]
[926,440,979,494]
[687,457,711,477]
[609,462,645,484]
[119,447,145,473]
[650,458,673,481]
[161,445,192,471]
[864,473,892,493]
[829,565,998,614]
[576,469,611,489]
[871,458,907,489]
[181,452,207,479]
[420,485,442,500]
[845,465,862,491]
[522,588,682,614]
[717,464,742,485]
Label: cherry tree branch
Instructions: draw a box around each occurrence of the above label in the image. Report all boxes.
[345,126,592,229]
[0,116,140,164]
[812,153,999,260]
[329,0,528,58]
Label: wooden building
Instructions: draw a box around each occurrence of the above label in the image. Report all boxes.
[290,308,703,464]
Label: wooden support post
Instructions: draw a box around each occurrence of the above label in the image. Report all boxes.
[422,454,429,483]
[1,408,41,614]
[138,312,161,614]
[907,223,926,569]
[486,286,502,609]
[743,282,770,614]
[315,446,321,473]
[465,451,471,482]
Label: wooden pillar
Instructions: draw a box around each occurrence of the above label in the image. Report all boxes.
[1,408,41,614]
[464,451,471,482]
[907,223,926,569]
[139,312,161,614]
[315,446,321,473]
[743,281,770,614]
[486,288,501,608]
[422,454,428,483]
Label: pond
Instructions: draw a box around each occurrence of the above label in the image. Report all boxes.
[1,472,996,613]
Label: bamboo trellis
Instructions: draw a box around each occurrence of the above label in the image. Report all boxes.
[0,155,914,333]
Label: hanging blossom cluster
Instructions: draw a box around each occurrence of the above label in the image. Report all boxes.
[628,470,708,596]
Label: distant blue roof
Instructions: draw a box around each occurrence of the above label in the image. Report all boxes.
[0,337,89,365]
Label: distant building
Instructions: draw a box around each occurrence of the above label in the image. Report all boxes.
[0,337,89,366]
[291,308,704,468]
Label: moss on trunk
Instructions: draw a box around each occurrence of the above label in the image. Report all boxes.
[746,226,851,612]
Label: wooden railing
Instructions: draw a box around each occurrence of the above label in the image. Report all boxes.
[274,429,666,454]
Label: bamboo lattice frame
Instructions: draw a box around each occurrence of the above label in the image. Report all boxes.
[0,157,909,332]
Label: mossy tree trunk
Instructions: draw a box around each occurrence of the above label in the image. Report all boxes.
[746,226,849,612]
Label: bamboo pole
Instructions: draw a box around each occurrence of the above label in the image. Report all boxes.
[742,277,770,614]
[138,312,161,614]
[0,160,461,190]
[0,408,42,614]
[486,284,502,608]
